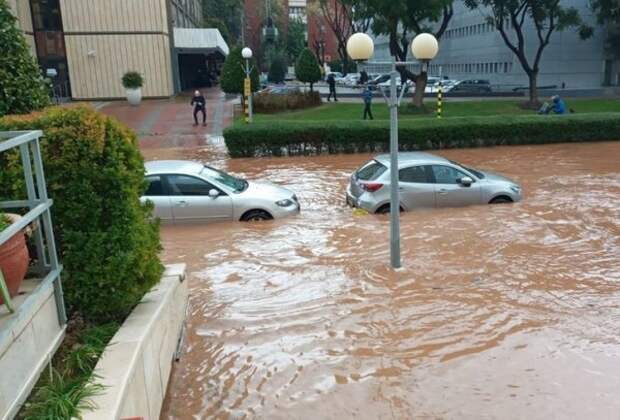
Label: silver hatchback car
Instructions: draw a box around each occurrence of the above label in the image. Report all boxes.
[346,152,522,213]
[142,160,300,223]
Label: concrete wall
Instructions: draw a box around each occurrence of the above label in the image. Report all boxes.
[60,0,174,99]
[0,279,65,420]
[84,264,188,420]
[6,0,36,54]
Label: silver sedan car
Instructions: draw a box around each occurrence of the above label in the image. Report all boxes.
[142,160,300,223]
[346,152,522,213]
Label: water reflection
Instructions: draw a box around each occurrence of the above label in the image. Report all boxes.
[160,142,620,419]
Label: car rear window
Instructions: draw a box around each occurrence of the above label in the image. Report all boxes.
[356,160,387,181]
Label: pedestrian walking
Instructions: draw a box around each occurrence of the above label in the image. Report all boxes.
[359,70,369,85]
[191,90,206,126]
[327,73,338,102]
[362,86,373,120]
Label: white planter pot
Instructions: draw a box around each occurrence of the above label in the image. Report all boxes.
[126,88,142,106]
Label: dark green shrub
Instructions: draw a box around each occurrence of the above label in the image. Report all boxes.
[253,91,321,113]
[0,0,50,117]
[295,48,321,91]
[121,71,143,89]
[220,46,260,96]
[224,113,620,158]
[0,211,8,231]
[268,55,287,83]
[0,106,163,322]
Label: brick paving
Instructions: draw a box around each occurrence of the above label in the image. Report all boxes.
[99,88,234,154]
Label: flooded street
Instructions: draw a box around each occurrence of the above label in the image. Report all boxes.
[159,142,620,420]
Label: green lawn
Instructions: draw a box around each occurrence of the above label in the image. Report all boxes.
[251,98,620,122]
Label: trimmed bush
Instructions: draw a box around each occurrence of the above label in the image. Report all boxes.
[268,55,287,84]
[295,48,321,91]
[0,106,163,322]
[224,113,620,158]
[121,71,143,89]
[0,0,50,117]
[253,91,322,113]
[221,46,260,96]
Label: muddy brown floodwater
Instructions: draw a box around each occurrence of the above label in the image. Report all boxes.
[159,142,620,420]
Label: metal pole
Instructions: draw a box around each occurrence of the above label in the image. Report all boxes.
[246,59,253,123]
[389,59,401,269]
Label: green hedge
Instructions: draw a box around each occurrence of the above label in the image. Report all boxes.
[0,106,163,322]
[224,113,620,158]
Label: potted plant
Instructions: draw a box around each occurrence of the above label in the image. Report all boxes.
[0,211,29,304]
[121,71,143,106]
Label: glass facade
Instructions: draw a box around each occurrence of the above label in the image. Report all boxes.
[30,0,71,98]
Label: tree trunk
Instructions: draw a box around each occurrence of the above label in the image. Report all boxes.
[310,82,314,92]
[528,71,539,107]
[412,72,428,108]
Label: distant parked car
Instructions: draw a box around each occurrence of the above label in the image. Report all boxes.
[142,160,300,223]
[449,79,492,94]
[368,74,391,88]
[346,152,522,214]
[343,74,361,86]
[325,72,343,82]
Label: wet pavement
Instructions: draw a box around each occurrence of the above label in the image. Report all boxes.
[156,141,620,419]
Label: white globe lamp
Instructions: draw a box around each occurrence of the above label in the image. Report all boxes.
[411,33,439,61]
[241,47,253,59]
[346,33,374,61]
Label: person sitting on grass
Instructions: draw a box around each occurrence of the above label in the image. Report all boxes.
[362,86,374,120]
[538,95,567,115]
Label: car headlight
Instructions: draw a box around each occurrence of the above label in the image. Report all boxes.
[510,185,521,194]
[276,199,294,207]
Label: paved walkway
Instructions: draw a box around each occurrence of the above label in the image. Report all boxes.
[99,88,233,159]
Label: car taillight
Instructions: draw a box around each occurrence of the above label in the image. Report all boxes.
[360,182,383,192]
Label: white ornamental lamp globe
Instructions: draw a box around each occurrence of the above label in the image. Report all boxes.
[346,33,374,61]
[241,47,253,59]
[411,33,439,61]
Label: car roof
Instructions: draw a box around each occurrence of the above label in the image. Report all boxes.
[374,152,449,166]
[145,160,203,175]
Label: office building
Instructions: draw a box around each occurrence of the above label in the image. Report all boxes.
[8,0,229,100]
[370,0,619,88]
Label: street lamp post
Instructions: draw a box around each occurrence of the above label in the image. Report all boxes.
[241,47,254,123]
[346,32,439,269]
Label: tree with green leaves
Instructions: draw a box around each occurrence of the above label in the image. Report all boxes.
[591,0,620,58]
[287,17,307,63]
[0,0,50,117]
[465,0,592,106]
[310,0,371,75]
[268,54,287,83]
[357,0,453,108]
[202,0,243,45]
[295,48,322,91]
[220,46,260,107]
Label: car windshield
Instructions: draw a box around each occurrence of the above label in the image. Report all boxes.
[449,160,485,179]
[356,160,387,181]
[201,166,248,192]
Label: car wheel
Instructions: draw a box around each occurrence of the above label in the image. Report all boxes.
[490,196,512,204]
[375,204,403,214]
[241,210,273,222]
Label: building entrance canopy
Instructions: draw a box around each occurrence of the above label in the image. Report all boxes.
[173,28,229,56]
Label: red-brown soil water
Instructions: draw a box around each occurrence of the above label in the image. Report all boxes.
[159,142,620,419]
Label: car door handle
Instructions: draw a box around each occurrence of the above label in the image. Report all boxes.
[175,200,189,207]
[438,189,448,194]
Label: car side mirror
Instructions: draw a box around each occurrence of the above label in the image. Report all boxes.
[208,189,219,198]
[459,176,473,187]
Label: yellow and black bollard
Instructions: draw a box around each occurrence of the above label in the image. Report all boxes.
[437,83,443,119]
